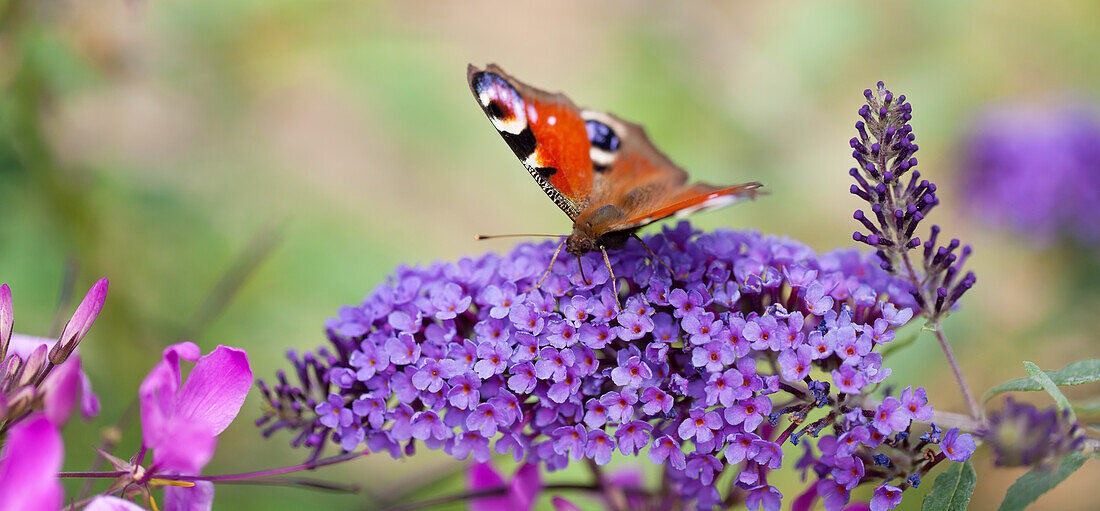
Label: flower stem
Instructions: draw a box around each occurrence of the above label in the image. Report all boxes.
[378,483,651,511]
[931,323,982,421]
[171,450,368,482]
[900,247,982,422]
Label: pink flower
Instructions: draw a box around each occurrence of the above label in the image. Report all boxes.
[2,278,107,427]
[0,414,63,511]
[9,334,100,425]
[467,462,541,511]
[139,342,252,510]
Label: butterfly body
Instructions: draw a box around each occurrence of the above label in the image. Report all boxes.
[468,64,762,260]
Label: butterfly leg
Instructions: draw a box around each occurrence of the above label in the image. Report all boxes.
[631,233,677,279]
[600,246,621,311]
[526,238,567,294]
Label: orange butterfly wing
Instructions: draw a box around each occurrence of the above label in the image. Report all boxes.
[468,64,594,219]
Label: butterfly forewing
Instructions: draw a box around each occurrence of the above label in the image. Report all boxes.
[468,65,594,219]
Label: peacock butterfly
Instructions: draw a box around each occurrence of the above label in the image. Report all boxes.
[468,64,763,296]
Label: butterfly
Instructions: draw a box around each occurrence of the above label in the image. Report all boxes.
[468,64,762,297]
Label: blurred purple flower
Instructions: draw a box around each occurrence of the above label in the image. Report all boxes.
[980,397,1085,467]
[960,104,1100,245]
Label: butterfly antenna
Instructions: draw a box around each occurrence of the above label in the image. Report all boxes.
[631,233,677,279]
[477,234,568,240]
[525,238,567,294]
[600,247,621,311]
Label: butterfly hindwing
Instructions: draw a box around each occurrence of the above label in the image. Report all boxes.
[615,183,763,230]
[571,110,762,234]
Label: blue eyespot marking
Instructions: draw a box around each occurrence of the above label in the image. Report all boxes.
[586,120,620,152]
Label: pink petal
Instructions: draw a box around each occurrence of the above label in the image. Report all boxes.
[80,370,101,419]
[84,496,149,511]
[551,497,583,511]
[163,480,214,511]
[468,462,510,511]
[152,418,217,475]
[0,414,64,511]
[173,345,252,437]
[41,358,82,426]
[9,333,56,359]
[139,342,201,451]
[791,481,823,511]
[509,463,542,511]
[58,278,108,347]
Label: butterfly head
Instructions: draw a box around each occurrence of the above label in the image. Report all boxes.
[566,204,633,256]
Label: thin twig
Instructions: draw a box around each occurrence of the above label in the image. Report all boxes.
[182,221,285,341]
[930,323,982,421]
[899,248,982,422]
[193,476,358,493]
[171,450,368,482]
[375,483,651,511]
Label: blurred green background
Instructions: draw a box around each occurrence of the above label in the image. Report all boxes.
[1,0,1098,509]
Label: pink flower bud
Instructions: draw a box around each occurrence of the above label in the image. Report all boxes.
[53,278,108,364]
[0,283,12,359]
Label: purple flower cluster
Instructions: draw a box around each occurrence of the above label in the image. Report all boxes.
[960,104,1100,246]
[258,222,974,510]
[849,82,975,320]
[980,398,1085,467]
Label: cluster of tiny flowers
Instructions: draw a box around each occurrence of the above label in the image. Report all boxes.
[980,398,1086,468]
[258,222,975,510]
[960,104,1100,246]
[849,82,975,320]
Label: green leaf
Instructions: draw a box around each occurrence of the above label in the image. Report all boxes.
[922,461,977,511]
[983,359,1100,402]
[1024,361,1076,422]
[1073,398,1100,415]
[998,452,1090,511]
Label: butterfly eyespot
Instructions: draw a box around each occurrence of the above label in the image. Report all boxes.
[473,71,528,135]
[585,120,620,171]
[487,100,510,120]
[586,120,620,152]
